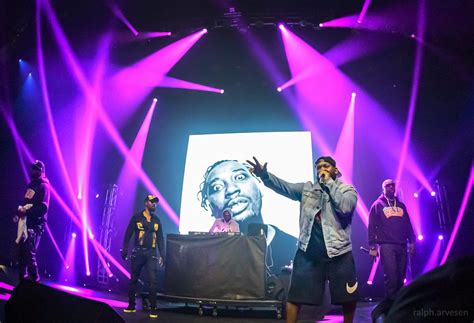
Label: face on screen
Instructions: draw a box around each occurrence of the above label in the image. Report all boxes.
[205,161,262,222]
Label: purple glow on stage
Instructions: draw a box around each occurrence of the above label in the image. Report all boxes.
[423,238,442,273]
[418,234,424,241]
[110,3,139,36]
[367,257,381,285]
[157,76,224,94]
[0,294,11,301]
[323,315,345,322]
[440,165,474,265]
[357,0,372,24]
[395,0,426,185]
[0,282,14,291]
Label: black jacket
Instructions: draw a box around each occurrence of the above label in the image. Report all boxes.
[22,177,50,229]
[122,210,165,258]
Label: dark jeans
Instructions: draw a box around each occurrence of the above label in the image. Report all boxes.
[18,228,43,282]
[128,248,158,308]
[380,243,407,299]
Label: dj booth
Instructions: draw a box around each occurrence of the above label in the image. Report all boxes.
[165,233,266,299]
[158,233,284,318]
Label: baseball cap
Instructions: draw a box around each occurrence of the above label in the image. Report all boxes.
[145,194,159,203]
[31,160,45,173]
[315,156,342,177]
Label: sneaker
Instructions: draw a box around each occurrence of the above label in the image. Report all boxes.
[123,304,136,313]
[149,308,158,319]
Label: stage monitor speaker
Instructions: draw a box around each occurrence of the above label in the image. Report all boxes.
[5,279,124,323]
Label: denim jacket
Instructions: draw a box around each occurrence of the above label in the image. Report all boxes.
[262,172,357,258]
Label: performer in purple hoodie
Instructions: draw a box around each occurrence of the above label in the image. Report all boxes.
[368,179,416,300]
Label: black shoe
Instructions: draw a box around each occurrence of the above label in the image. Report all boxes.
[149,308,158,319]
[123,304,136,313]
[142,302,150,311]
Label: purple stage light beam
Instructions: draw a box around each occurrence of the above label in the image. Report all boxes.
[422,239,442,273]
[334,93,356,182]
[279,25,372,226]
[357,0,373,24]
[107,28,208,117]
[36,0,83,218]
[45,225,67,268]
[395,0,426,184]
[440,164,474,265]
[157,76,224,94]
[41,0,180,226]
[367,256,381,285]
[59,232,77,283]
[110,3,138,36]
[116,98,158,238]
[2,108,131,279]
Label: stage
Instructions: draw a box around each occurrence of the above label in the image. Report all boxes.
[0,279,376,322]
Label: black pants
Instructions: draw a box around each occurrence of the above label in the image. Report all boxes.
[128,248,158,308]
[18,228,43,282]
[380,243,407,299]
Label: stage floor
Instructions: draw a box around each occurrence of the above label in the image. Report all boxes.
[0,280,375,322]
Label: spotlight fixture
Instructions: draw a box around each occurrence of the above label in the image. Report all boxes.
[438,235,444,240]
[319,23,324,28]
[277,87,282,92]
[72,232,77,239]
[413,192,419,198]
[417,234,424,241]
[367,280,373,285]
[430,191,436,197]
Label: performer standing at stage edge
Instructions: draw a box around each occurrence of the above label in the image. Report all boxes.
[14,160,50,283]
[121,194,165,319]
[368,179,416,300]
[247,156,359,323]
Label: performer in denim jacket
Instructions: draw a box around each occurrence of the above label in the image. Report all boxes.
[247,156,359,323]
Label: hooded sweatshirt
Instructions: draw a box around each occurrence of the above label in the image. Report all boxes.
[368,194,415,247]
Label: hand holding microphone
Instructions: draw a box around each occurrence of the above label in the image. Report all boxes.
[318,170,331,184]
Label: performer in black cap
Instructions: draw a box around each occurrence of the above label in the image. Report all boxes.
[121,194,165,319]
[247,156,359,323]
[14,160,50,282]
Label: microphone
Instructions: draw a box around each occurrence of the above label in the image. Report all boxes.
[360,246,370,254]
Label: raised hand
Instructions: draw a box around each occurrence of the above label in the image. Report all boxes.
[246,156,268,178]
